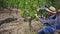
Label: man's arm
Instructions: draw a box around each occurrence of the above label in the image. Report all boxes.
[35,14,50,24]
[37,18,51,24]
[37,7,53,12]
[36,15,54,24]
[37,7,46,11]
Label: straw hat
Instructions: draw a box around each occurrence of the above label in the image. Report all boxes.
[46,6,56,13]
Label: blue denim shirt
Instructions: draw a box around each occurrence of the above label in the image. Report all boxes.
[37,15,56,31]
[47,15,56,19]
[38,14,56,24]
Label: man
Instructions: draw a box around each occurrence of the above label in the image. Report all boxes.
[55,10,60,34]
[36,6,56,34]
[37,6,56,19]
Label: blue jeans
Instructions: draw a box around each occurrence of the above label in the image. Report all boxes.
[38,29,45,34]
[56,24,60,29]
[38,26,54,34]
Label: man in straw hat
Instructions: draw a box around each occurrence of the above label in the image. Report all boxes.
[37,6,56,19]
[36,6,56,34]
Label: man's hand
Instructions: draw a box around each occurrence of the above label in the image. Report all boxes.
[35,14,41,17]
[37,8,40,11]
[41,15,45,19]
[37,7,46,11]
[35,14,45,19]
[35,14,38,17]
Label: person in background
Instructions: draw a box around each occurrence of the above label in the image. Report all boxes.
[36,6,56,34]
[55,10,60,34]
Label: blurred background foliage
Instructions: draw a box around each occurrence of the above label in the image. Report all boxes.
[0,0,60,19]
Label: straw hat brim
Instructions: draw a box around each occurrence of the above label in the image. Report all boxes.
[46,8,56,13]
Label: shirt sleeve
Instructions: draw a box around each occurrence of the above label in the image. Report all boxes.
[50,14,56,19]
[39,7,46,10]
[37,17,55,24]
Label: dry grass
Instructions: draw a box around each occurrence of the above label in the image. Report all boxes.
[0,17,43,34]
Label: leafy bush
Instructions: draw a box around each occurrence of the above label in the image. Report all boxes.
[0,0,60,19]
